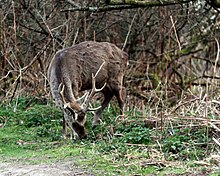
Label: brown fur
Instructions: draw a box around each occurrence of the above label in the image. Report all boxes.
[47,41,128,139]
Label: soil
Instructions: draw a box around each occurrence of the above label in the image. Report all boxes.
[0,160,94,176]
[0,159,216,176]
[0,160,213,176]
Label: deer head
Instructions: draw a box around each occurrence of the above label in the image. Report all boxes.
[58,62,106,139]
[47,41,128,139]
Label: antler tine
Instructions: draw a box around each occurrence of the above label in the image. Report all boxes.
[76,91,89,103]
[59,83,65,103]
[59,83,69,109]
[94,61,105,78]
[81,61,106,112]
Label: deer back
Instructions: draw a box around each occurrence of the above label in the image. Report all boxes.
[48,41,128,109]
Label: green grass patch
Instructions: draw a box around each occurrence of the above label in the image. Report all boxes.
[0,97,219,175]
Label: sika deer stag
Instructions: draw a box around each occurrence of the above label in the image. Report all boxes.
[47,41,128,139]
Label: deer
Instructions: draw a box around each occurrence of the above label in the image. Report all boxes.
[47,41,128,139]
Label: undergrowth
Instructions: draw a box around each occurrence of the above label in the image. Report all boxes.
[0,96,219,175]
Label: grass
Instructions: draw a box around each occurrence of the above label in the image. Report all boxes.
[0,96,219,175]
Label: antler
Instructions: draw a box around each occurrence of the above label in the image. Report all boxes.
[80,61,106,112]
[59,83,65,104]
[59,83,75,114]
[59,61,106,114]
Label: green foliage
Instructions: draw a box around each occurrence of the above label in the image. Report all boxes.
[115,123,150,144]
[1,96,47,110]
[0,97,218,175]
[0,97,62,142]
[162,128,210,160]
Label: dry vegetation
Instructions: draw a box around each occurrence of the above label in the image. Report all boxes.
[0,0,220,174]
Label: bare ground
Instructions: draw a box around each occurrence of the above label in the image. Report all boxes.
[0,158,218,176]
[0,161,215,176]
[0,160,94,176]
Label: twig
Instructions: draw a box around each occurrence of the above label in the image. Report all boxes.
[73,28,79,45]
[21,39,52,73]
[10,78,20,103]
[66,0,81,8]
[195,93,207,114]
[61,5,136,13]
[122,11,137,51]
[212,100,220,105]
[214,38,220,74]
[170,15,181,50]
[166,115,220,122]
[12,1,18,58]
[8,39,52,101]
[107,0,194,6]
[208,122,220,132]
[171,97,200,113]
[212,137,220,147]
[36,11,54,39]
[0,70,16,82]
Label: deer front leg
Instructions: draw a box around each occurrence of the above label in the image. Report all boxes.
[62,115,67,139]
[92,92,113,128]
[63,110,78,140]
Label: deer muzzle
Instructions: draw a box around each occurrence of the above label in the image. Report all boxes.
[72,121,87,139]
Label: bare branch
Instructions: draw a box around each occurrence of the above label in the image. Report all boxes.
[122,11,137,51]
[214,38,220,74]
[107,0,195,6]
[170,16,181,51]
[61,0,196,12]
[61,5,136,13]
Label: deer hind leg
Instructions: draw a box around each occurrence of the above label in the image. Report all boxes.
[92,88,113,128]
[117,86,126,116]
[111,82,126,121]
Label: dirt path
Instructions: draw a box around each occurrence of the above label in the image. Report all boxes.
[0,160,94,176]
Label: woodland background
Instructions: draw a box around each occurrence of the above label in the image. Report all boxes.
[1,1,220,174]
[0,0,220,116]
